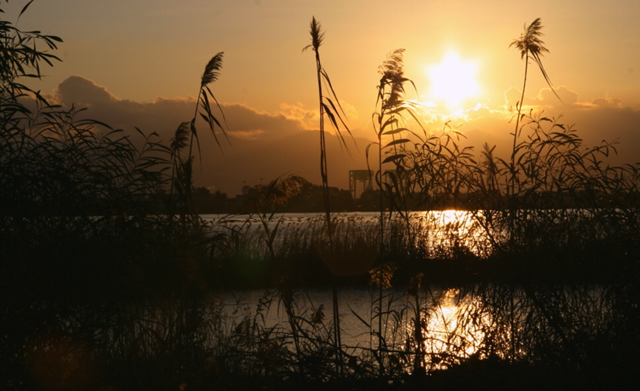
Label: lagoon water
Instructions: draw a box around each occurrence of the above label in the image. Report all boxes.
[202,210,496,258]
[204,209,616,368]
[205,210,493,366]
[216,284,488,371]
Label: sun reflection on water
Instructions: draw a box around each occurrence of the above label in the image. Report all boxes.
[423,288,490,369]
[394,287,492,372]
[415,210,495,258]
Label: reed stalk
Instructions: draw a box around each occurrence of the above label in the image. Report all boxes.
[304,17,353,375]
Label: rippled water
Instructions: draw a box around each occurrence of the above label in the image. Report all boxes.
[217,285,491,370]
[204,209,617,370]
[202,210,497,258]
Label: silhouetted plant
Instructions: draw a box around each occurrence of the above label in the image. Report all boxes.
[304,16,354,374]
[170,52,228,220]
[0,0,61,101]
[369,49,429,244]
[0,5,228,389]
[303,16,352,238]
[3,3,640,388]
[509,18,561,180]
[367,48,429,375]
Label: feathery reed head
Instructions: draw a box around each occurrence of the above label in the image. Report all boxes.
[171,121,190,155]
[509,18,549,60]
[303,16,324,53]
[201,52,224,87]
[378,49,407,106]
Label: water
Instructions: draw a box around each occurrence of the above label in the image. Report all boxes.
[216,285,491,371]
[202,209,623,371]
[201,210,496,258]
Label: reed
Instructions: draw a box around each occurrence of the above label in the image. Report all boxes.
[509,18,561,176]
[304,17,354,375]
[3,4,640,389]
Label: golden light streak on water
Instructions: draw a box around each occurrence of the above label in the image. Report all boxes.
[415,210,495,258]
[421,288,491,370]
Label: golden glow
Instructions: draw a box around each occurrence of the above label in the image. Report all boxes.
[422,288,489,368]
[415,210,494,258]
[427,52,480,109]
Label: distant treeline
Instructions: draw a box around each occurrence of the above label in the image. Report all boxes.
[190,178,369,213]
[190,178,640,214]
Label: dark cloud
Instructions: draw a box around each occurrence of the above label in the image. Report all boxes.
[45,76,369,195]
[219,104,307,140]
[56,76,116,106]
[49,76,307,142]
[41,76,640,194]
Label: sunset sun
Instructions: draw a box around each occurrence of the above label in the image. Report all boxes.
[427,51,480,108]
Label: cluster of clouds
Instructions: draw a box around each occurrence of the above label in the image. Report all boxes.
[414,85,640,167]
[42,75,640,194]
[44,76,369,194]
[48,76,311,142]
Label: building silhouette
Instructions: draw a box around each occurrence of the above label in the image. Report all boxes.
[349,170,373,199]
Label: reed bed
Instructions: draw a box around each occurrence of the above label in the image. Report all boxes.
[3,7,640,390]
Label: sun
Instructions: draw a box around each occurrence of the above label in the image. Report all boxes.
[427,51,480,108]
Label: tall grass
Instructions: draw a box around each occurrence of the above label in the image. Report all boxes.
[303,17,352,238]
[3,4,640,389]
[304,17,353,374]
[0,4,224,389]
[170,52,228,223]
[509,17,561,174]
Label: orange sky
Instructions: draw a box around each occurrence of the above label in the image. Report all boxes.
[6,0,640,194]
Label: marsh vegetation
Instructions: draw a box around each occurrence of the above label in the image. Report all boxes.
[2,5,639,390]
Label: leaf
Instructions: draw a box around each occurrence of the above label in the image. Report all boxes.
[199,91,230,148]
[323,97,350,132]
[205,86,229,128]
[348,306,371,329]
[18,0,34,20]
[382,127,410,136]
[380,117,398,131]
[383,138,410,149]
[322,102,351,153]
[382,154,405,164]
[321,69,349,119]
[189,117,198,138]
[46,35,63,43]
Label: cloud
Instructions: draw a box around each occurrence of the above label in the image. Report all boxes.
[218,104,308,140]
[534,86,579,106]
[278,100,359,132]
[503,86,522,109]
[458,87,640,166]
[42,76,370,195]
[591,94,624,109]
[48,76,308,142]
[55,76,116,106]
[278,102,319,130]
[503,85,578,109]
[39,76,640,194]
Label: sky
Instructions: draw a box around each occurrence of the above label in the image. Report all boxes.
[5,0,640,195]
